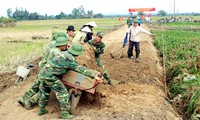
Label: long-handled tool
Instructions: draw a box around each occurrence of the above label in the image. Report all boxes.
[110,46,124,58]
[110,33,128,59]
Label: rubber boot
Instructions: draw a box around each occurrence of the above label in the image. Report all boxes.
[60,111,74,119]
[38,108,48,116]
[18,97,33,110]
[107,79,113,85]
[23,99,34,110]
[18,97,25,106]
[102,72,113,85]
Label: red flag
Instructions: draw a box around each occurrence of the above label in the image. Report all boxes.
[129,8,156,12]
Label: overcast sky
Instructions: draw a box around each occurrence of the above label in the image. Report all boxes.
[0,0,199,17]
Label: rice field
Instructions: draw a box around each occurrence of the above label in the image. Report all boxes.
[0,18,126,73]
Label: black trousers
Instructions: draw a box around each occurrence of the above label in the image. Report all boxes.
[127,41,140,58]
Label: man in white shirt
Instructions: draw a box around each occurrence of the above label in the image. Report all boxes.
[126,19,155,62]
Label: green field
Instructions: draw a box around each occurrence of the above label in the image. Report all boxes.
[0,18,126,73]
[152,23,200,119]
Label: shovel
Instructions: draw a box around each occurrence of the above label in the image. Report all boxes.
[110,33,128,59]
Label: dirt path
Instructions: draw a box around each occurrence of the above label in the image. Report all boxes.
[0,25,180,120]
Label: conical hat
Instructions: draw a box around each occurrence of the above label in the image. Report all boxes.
[81,26,92,33]
[84,21,97,27]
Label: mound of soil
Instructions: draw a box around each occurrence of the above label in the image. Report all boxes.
[0,57,42,93]
[76,43,101,72]
[0,72,16,92]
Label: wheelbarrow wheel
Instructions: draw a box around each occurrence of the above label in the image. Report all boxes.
[69,91,82,114]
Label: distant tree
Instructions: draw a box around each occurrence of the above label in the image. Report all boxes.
[55,12,67,19]
[94,13,103,18]
[87,10,94,18]
[67,14,74,19]
[12,8,29,20]
[6,8,12,18]
[71,8,80,18]
[78,5,86,18]
[193,13,200,16]
[38,15,46,20]
[70,5,87,18]
[23,9,29,20]
[29,12,39,20]
[157,10,166,16]
[48,15,55,19]
[45,14,48,20]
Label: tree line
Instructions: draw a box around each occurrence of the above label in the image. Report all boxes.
[6,5,104,20]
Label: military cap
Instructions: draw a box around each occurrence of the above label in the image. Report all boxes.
[96,31,103,37]
[133,19,138,23]
[68,43,83,56]
[56,32,67,38]
[52,29,60,41]
[55,37,68,47]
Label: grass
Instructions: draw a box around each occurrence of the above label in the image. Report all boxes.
[0,18,126,73]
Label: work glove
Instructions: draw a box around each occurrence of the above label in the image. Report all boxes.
[95,76,103,83]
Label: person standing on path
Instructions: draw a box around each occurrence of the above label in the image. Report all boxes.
[127,19,155,62]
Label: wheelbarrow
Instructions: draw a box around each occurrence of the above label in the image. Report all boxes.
[60,70,100,113]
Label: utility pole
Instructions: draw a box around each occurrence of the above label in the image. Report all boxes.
[173,0,175,17]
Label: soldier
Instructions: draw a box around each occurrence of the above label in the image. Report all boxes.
[40,31,67,69]
[66,25,75,42]
[52,29,60,40]
[88,31,112,85]
[18,35,68,110]
[38,42,101,119]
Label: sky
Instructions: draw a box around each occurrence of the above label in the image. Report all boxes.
[0,0,199,17]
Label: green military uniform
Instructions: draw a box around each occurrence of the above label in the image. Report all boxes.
[18,36,67,110]
[39,31,67,69]
[38,43,95,119]
[52,29,60,40]
[88,32,112,85]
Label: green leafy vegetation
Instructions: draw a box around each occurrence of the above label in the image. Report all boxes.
[152,27,200,119]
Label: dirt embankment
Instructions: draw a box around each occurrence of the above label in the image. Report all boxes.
[0,57,42,93]
[0,25,180,120]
